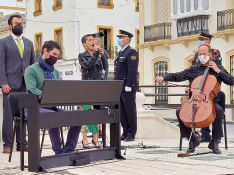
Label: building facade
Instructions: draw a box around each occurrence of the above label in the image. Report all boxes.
[25,0,139,80]
[0,0,26,16]
[139,0,234,105]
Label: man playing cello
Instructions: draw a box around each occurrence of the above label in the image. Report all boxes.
[155,44,234,154]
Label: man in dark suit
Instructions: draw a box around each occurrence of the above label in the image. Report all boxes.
[114,30,139,141]
[0,14,35,153]
[193,32,223,142]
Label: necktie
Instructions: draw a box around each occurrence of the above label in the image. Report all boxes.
[16,37,24,58]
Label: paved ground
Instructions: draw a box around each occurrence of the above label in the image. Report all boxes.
[0,129,234,175]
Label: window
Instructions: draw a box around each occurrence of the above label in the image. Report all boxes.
[97,25,114,59]
[203,0,209,10]
[53,0,63,11]
[135,0,139,12]
[54,27,63,58]
[194,0,198,11]
[173,0,177,15]
[231,55,234,103]
[186,0,191,12]
[180,0,185,13]
[172,0,210,19]
[154,61,168,104]
[97,0,114,9]
[33,0,42,16]
[34,33,43,59]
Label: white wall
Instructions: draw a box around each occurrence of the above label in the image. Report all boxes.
[75,0,139,53]
[26,0,139,59]
[25,0,139,80]
[25,0,77,59]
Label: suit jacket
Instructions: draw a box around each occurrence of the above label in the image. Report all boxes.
[0,35,35,89]
[114,45,139,91]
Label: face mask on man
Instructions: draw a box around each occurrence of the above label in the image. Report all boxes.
[45,55,58,65]
[117,38,123,46]
[12,24,23,36]
[198,55,210,64]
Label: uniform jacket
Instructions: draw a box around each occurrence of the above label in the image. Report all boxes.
[78,51,108,80]
[0,35,35,89]
[114,45,139,91]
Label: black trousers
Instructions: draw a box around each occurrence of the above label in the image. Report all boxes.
[176,103,224,139]
[120,91,137,138]
[2,80,27,147]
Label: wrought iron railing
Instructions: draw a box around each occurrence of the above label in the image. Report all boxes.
[144,22,172,42]
[139,84,189,105]
[217,9,234,31]
[177,15,209,37]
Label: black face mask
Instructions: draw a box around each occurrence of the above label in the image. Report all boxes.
[12,24,23,36]
[45,55,58,65]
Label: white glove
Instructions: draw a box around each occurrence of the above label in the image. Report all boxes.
[125,86,132,92]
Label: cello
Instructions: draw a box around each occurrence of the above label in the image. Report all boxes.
[179,67,221,128]
[178,66,221,157]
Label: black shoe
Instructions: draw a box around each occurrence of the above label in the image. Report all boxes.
[124,136,135,142]
[92,139,101,148]
[186,135,200,153]
[208,139,222,154]
[16,145,29,152]
[82,140,91,149]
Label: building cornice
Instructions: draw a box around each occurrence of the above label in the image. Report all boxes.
[213,29,234,42]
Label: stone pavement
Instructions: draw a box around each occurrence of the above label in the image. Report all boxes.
[0,133,234,175]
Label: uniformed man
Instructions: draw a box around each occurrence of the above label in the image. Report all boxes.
[114,30,139,141]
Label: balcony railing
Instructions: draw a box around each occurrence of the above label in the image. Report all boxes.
[144,22,172,42]
[177,15,209,37]
[217,9,234,31]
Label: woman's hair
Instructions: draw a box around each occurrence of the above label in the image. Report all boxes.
[81,34,93,44]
